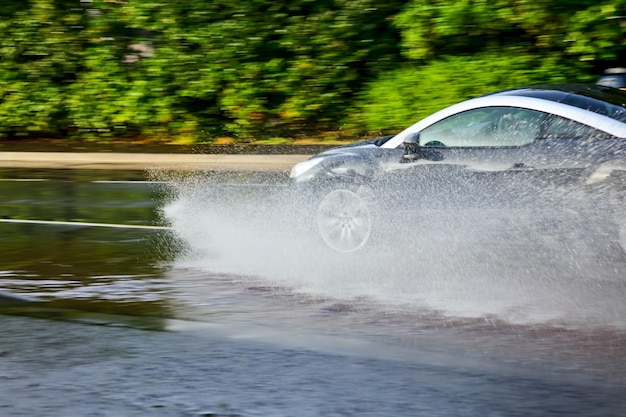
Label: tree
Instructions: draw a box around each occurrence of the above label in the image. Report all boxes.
[352,0,620,133]
[0,0,624,142]
[0,0,87,137]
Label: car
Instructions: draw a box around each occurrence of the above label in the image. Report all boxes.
[289,84,626,253]
[597,68,626,90]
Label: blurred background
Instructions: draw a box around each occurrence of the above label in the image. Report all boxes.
[0,0,624,144]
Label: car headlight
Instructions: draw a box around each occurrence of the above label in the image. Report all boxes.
[289,158,324,179]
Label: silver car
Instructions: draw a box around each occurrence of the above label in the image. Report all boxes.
[290,85,626,253]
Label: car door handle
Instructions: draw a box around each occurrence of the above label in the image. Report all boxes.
[511,162,534,170]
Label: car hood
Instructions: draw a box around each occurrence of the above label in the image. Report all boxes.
[311,135,395,159]
[290,136,396,180]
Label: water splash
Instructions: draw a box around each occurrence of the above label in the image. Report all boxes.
[159,171,626,329]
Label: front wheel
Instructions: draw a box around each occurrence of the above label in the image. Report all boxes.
[316,187,375,252]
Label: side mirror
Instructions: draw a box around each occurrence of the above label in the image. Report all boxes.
[400,132,444,163]
[400,132,421,163]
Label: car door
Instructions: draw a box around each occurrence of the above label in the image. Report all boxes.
[376,106,618,213]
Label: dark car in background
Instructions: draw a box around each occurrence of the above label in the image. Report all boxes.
[597,68,626,90]
[290,85,626,253]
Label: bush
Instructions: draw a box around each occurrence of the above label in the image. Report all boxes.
[353,52,592,132]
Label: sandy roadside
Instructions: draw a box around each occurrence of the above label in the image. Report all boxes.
[0,151,311,171]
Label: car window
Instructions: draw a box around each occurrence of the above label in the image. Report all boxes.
[539,115,616,140]
[419,107,544,148]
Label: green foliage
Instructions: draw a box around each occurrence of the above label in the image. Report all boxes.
[394,0,610,61]
[0,0,623,142]
[564,0,626,62]
[354,52,592,132]
[0,0,86,137]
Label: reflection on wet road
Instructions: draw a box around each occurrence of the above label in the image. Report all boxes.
[0,169,170,318]
[1,168,626,416]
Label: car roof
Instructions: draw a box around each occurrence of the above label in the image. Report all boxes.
[382,84,626,149]
[491,84,626,110]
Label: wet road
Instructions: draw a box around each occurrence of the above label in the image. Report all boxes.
[1,167,626,416]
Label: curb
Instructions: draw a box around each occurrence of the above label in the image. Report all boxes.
[0,152,311,172]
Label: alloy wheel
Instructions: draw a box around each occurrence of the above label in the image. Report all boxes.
[316,188,373,252]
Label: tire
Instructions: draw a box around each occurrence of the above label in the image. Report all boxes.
[315,186,377,253]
